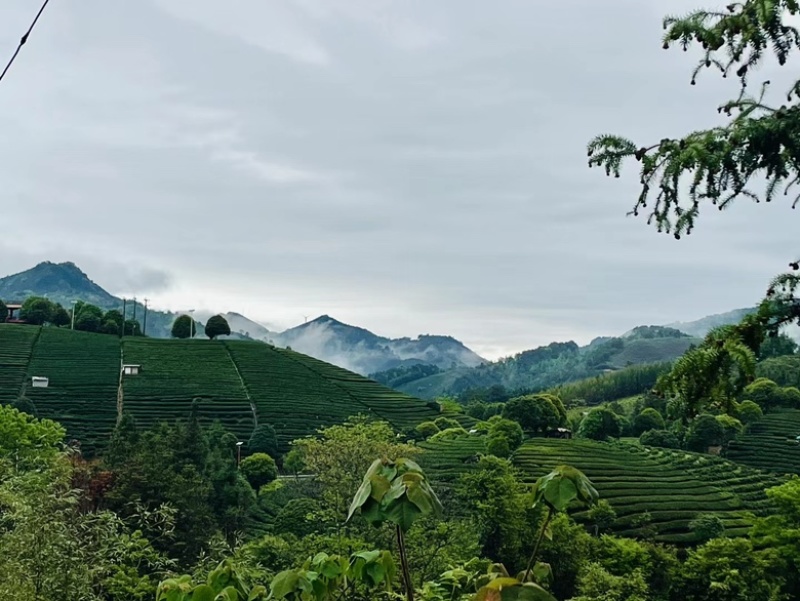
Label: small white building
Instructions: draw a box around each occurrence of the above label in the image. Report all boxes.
[122,364,141,376]
[31,376,49,388]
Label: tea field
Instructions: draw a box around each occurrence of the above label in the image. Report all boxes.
[0,325,438,453]
[725,410,800,475]
[420,435,785,544]
[24,327,120,456]
[226,342,438,447]
[0,325,38,404]
[121,338,255,441]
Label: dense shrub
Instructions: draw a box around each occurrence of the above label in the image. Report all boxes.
[743,378,782,411]
[273,498,321,538]
[632,408,666,436]
[639,429,681,449]
[486,416,524,451]
[735,400,763,425]
[248,424,279,459]
[433,417,462,431]
[415,421,440,440]
[685,415,724,452]
[780,386,800,408]
[689,514,725,542]
[486,435,512,458]
[578,408,623,440]
[715,414,743,446]
[428,427,469,442]
[240,453,278,489]
[503,393,566,432]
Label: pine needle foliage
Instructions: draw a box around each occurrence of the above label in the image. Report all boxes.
[588,0,800,238]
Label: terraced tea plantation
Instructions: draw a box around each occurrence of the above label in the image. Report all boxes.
[0,325,38,404]
[726,410,800,475]
[0,325,438,453]
[226,342,438,446]
[121,338,255,441]
[421,435,785,544]
[419,434,487,484]
[24,327,120,456]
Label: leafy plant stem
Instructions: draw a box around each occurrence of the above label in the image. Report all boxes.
[396,524,415,601]
[523,506,553,583]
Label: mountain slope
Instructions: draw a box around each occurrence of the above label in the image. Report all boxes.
[0,261,118,308]
[0,263,485,374]
[0,262,181,338]
[0,324,438,455]
[389,328,699,400]
[666,307,756,338]
[274,315,485,375]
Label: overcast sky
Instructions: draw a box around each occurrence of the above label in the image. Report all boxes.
[0,0,797,359]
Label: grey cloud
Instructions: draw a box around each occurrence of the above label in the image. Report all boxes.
[0,0,794,358]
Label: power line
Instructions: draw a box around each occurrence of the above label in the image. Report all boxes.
[0,0,53,84]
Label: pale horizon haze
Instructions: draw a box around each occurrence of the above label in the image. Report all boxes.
[0,0,796,360]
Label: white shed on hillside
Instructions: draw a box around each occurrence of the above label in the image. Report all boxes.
[122,364,141,376]
[31,376,49,388]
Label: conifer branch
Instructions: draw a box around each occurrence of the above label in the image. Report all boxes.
[588,0,800,238]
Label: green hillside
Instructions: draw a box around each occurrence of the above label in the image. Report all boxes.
[421,435,784,543]
[0,324,438,454]
[121,338,255,441]
[0,325,39,404]
[726,410,800,475]
[393,333,698,400]
[25,327,120,456]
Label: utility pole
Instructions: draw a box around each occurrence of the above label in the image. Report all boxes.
[121,298,127,337]
[236,441,243,467]
[142,298,149,337]
[70,300,77,330]
[132,297,137,323]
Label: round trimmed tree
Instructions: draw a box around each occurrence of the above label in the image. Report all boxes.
[171,315,193,339]
[240,452,278,489]
[205,314,231,340]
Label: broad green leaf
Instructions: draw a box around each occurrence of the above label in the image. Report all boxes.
[473,580,557,601]
[382,479,408,506]
[187,584,216,601]
[377,462,398,482]
[405,480,435,514]
[398,457,423,473]
[543,476,577,512]
[482,578,521,591]
[353,550,380,563]
[216,586,241,601]
[368,474,392,502]
[359,497,384,526]
[347,477,373,521]
[310,579,328,601]
[532,562,552,586]
[384,497,422,531]
[247,585,267,601]
[363,458,384,478]
[365,562,385,586]
[270,570,300,599]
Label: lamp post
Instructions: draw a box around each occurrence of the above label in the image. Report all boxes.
[187,309,195,339]
[70,300,78,330]
[236,441,244,467]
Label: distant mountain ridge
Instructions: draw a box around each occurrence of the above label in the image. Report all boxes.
[0,261,774,384]
[0,262,486,375]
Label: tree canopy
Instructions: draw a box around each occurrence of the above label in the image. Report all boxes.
[205,314,231,340]
[588,0,800,342]
[171,315,193,339]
